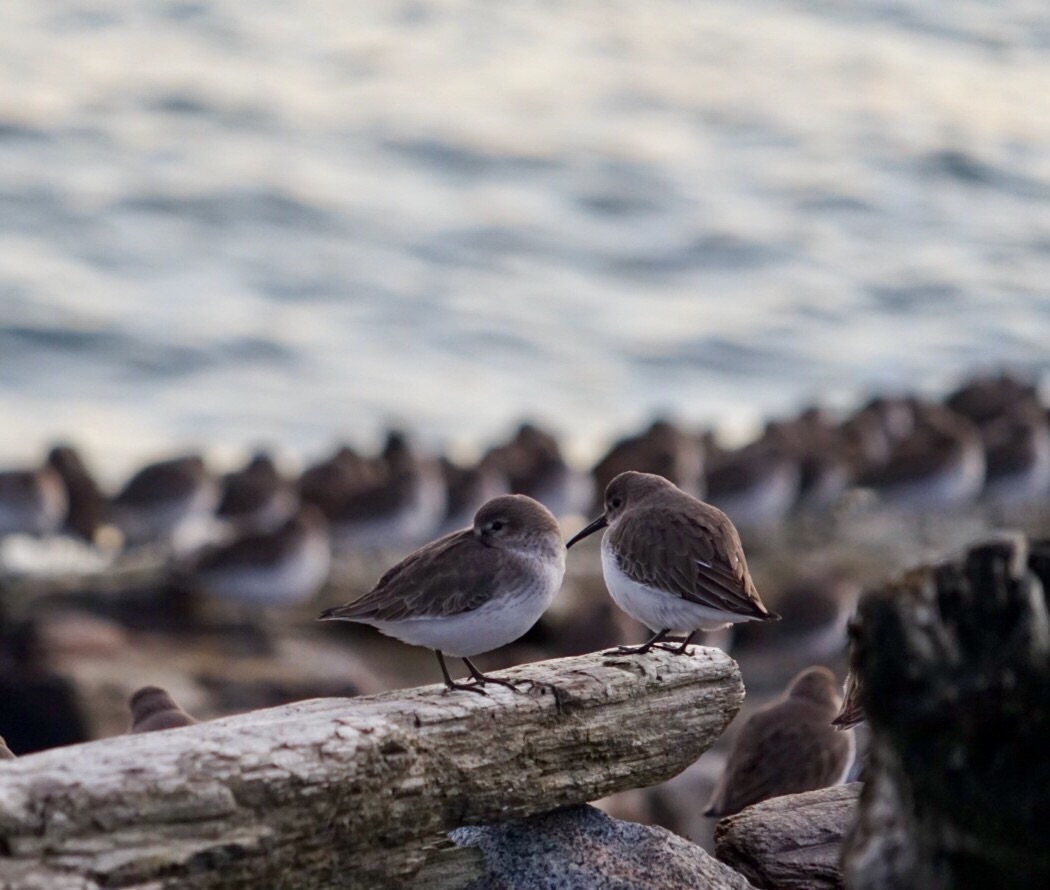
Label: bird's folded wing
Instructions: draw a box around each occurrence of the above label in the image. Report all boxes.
[611,509,767,617]
[709,711,819,816]
[320,529,497,622]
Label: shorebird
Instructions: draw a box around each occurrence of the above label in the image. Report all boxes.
[566,471,778,655]
[319,494,565,692]
[215,451,297,533]
[46,444,108,543]
[979,403,1050,507]
[590,418,706,506]
[704,666,855,817]
[764,409,854,510]
[128,686,199,733]
[110,454,218,547]
[192,504,331,607]
[437,455,509,535]
[704,436,801,528]
[945,371,1040,428]
[857,402,985,510]
[0,460,68,537]
[297,444,377,519]
[485,422,586,519]
[329,431,446,553]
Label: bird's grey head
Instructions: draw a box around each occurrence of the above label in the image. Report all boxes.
[566,471,675,548]
[473,494,561,553]
[786,666,841,707]
[602,471,675,521]
[128,686,179,722]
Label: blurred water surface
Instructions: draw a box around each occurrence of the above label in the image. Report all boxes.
[0,0,1048,479]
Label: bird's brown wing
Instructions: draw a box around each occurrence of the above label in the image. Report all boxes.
[610,504,770,618]
[320,528,497,621]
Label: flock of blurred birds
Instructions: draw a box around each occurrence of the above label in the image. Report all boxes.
[0,370,1048,605]
[1,368,1049,838]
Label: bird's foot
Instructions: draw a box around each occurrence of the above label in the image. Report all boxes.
[462,658,526,693]
[602,644,656,656]
[443,679,489,696]
[652,642,694,655]
[653,632,697,655]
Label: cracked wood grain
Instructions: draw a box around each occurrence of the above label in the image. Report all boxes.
[0,647,743,890]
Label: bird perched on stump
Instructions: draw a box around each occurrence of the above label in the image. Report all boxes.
[705,666,855,817]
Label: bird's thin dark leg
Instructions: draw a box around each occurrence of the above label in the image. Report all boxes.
[604,628,670,656]
[654,630,697,655]
[462,657,522,691]
[436,651,487,695]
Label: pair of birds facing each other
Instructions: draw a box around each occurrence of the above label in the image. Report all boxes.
[320,471,779,692]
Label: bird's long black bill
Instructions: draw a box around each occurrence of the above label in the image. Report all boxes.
[566,514,608,548]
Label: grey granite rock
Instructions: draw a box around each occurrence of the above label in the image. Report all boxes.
[451,804,757,890]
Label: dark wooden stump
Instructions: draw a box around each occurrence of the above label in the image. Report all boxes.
[842,533,1050,890]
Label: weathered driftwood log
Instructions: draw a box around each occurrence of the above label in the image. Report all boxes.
[714,783,860,889]
[842,533,1050,890]
[0,647,743,890]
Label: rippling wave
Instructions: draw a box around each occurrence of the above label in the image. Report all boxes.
[0,0,1046,477]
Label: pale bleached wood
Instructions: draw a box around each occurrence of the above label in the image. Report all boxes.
[0,647,743,890]
[714,783,860,889]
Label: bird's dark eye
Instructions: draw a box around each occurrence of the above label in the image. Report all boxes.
[609,497,622,509]
[490,520,504,531]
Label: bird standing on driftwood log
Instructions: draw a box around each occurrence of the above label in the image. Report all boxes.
[567,471,778,655]
[319,495,565,692]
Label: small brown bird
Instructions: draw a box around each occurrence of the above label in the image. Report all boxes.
[215,451,297,533]
[110,454,218,546]
[128,686,199,733]
[590,418,706,504]
[329,431,446,553]
[0,734,15,759]
[857,402,985,510]
[566,471,778,655]
[47,444,109,542]
[192,504,331,607]
[483,422,585,519]
[704,666,855,817]
[320,495,565,692]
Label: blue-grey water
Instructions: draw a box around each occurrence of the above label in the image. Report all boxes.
[1,0,1048,482]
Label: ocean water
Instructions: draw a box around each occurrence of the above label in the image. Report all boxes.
[0,0,1048,483]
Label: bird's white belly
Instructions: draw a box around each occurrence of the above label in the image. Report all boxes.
[363,557,564,657]
[365,592,541,657]
[600,537,759,633]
